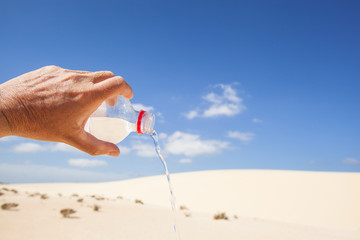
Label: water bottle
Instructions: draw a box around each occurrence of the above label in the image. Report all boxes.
[84,95,155,144]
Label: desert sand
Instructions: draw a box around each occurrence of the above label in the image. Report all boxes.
[1,169,359,240]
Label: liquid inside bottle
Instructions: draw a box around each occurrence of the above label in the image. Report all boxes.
[88,117,137,144]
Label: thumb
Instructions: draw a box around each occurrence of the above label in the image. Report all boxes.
[67,130,120,157]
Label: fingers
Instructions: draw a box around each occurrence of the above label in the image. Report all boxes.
[91,71,115,84]
[59,67,114,79]
[71,70,92,74]
[106,95,118,107]
[94,76,133,101]
[62,67,133,107]
[65,68,91,74]
[67,130,120,157]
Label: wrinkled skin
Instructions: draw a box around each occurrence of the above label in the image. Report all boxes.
[0,66,133,156]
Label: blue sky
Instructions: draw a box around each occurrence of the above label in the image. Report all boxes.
[0,0,359,183]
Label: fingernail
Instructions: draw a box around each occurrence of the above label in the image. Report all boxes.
[108,151,119,157]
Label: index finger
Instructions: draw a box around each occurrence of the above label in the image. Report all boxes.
[93,76,133,101]
[91,71,115,84]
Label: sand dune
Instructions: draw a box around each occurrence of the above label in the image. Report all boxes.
[1,170,359,240]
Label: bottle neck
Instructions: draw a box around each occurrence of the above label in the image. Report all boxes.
[137,110,146,134]
[137,110,155,135]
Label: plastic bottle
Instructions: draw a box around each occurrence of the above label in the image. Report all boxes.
[84,95,155,144]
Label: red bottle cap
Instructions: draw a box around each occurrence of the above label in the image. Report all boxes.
[137,110,146,134]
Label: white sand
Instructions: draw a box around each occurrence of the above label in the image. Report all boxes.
[1,169,359,240]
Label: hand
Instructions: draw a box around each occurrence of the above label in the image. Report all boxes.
[0,65,133,157]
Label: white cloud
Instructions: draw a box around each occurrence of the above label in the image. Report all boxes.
[128,131,229,158]
[203,92,223,104]
[253,118,262,123]
[49,143,81,153]
[228,131,255,143]
[68,158,108,168]
[178,158,192,164]
[119,146,131,155]
[203,104,241,118]
[12,142,81,153]
[185,110,199,120]
[12,143,47,153]
[158,133,168,140]
[127,132,167,157]
[185,84,246,119]
[342,158,359,165]
[131,141,158,157]
[0,163,125,183]
[132,103,154,112]
[165,131,229,157]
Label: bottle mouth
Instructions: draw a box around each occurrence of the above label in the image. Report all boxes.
[137,111,155,134]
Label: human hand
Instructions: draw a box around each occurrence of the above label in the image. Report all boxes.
[0,65,133,156]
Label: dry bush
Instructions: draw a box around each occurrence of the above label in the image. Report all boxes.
[11,189,18,194]
[213,212,229,220]
[93,204,100,211]
[77,198,83,203]
[0,192,4,196]
[90,195,105,201]
[60,208,76,218]
[234,215,238,219]
[58,193,62,197]
[28,192,40,197]
[180,205,191,217]
[184,212,192,217]
[135,199,144,205]
[117,196,123,200]
[2,187,9,191]
[40,194,49,200]
[179,205,189,211]
[1,203,18,210]
[72,194,79,197]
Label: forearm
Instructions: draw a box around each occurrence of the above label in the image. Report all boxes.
[0,85,12,138]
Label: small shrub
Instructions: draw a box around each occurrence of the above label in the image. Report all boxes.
[58,193,62,197]
[90,195,105,201]
[72,194,79,197]
[40,194,48,200]
[93,204,100,211]
[135,199,144,205]
[11,189,18,194]
[234,215,238,219]
[1,203,18,210]
[2,187,9,191]
[117,196,123,200]
[179,205,189,211]
[0,192,4,196]
[28,192,40,197]
[60,208,76,218]
[213,212,228,220]
[77,198,83,203]
[184,212,192,217]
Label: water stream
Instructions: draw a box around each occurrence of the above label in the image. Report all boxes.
[151,131,180,240]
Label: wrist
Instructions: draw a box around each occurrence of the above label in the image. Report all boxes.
[0,85,13,138]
